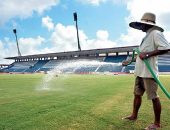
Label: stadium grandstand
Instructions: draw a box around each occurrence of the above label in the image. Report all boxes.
[1,45,170,74]
[0,64,10,69]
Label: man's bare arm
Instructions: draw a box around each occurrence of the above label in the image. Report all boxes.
[139,49,169,60]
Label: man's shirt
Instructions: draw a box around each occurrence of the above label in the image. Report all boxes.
[135,27,170,78]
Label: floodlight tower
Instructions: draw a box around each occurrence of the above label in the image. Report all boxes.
[13,29,22,56]
[73,12,81,51]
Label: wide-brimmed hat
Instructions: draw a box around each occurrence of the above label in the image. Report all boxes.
[129,12,164,32]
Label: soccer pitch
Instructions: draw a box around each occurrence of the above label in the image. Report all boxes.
[0,74,170,130]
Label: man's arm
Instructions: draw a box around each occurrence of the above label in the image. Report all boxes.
[139,49,169,60]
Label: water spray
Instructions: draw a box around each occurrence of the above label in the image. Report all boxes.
[39,59,122,90]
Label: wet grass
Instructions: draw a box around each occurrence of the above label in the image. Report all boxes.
[0,74,169,130]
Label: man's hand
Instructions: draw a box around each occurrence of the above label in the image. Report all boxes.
[139,52,149,60]
[122,57,133,66]
[122,60,130,66]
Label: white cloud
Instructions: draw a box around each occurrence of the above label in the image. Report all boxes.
[0,21,116,64]
[76,0,170,46]
[116,28,145,46]
[77,0,127,6]
[126,0,170,27]
[77,0,106,6]
[0,40,17,64]
[117,0,170,46]
[0,36,46,64]
[0,41,4,61]
[42,16,54,31]
[96,30,109,40]
[0,41,3,50]
[164,31,170,42]
[0,0,59,25]
[50,23,117,51]
[51,23,88,51]
[84,30,116,49]
[19,36,45,55]
[1,0,170,64]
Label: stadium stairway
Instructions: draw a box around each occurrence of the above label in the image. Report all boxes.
[104,55,127,63]
[24,60,49,73]
[1,63,14,72]
[98,55,127,72]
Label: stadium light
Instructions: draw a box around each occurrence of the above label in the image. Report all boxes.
[73,12,81,51]
[13,29,22,56]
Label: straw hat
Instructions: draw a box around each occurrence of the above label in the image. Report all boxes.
[129,12,164,32]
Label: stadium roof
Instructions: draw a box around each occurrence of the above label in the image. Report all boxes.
[5,46,138,60]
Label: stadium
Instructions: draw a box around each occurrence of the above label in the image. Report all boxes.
[0,2,170,129]
[1,45,170,74]
[0,45,170,129]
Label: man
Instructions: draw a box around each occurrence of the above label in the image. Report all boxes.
[122,12,170,130]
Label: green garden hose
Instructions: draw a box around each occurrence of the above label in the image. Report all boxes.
[127,48,170,99]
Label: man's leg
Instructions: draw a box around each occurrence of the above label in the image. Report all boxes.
[152,97,161,127]
[144,78,161,129]
[124,95,142,120]
[123,77,144,121]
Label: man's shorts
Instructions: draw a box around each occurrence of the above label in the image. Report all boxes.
[134,76,159,100]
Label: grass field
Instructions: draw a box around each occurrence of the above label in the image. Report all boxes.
[0,74,170,130]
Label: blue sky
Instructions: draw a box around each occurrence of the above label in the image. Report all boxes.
[0,0,128,40]
[0,0,170,64]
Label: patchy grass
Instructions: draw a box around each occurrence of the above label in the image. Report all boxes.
[0,74,169,130]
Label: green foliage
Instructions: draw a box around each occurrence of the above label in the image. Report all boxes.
[0,74,169,130]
